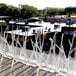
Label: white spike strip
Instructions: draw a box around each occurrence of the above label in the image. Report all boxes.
[0,55,3,76]
[23,30,28,49]
[36,67,40,76]
[69,31,76,55]
[10,59,15,76]
[0,31,76,76]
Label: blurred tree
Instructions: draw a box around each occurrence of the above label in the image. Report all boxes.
[58,8,65,15]
[1,3,76,18]
[46,7,66,16]
[65,7,76,15]
[0,3,8,15]
[20,5,40,18]
[47,8,59,16]
[7,5,20,18]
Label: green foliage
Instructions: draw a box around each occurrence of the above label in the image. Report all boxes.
[0,3,40,18]
[58,8,65,15]
[7,5,20,18]
[65,7,76,15]
[46,7,65,16]
[0,3,8,15]
[0,3,76,18]
[47,8,59,16]
[20,5,40,18]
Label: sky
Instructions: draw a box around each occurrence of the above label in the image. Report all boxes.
[0,0,76,9]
